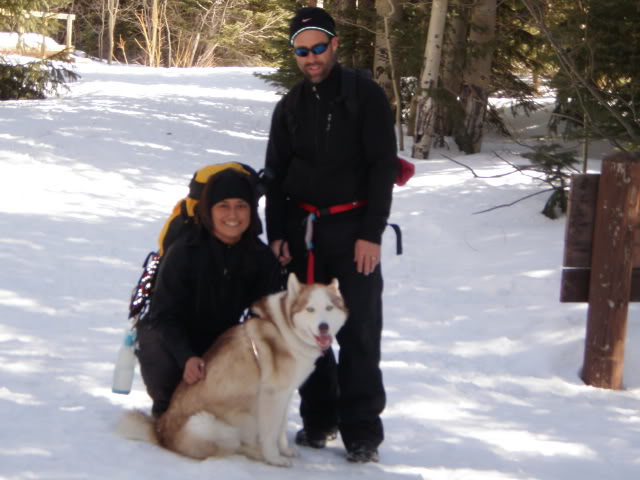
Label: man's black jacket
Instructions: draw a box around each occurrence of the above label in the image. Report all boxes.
[265,64,397,245]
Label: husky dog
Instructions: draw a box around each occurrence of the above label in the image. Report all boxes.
[118,273,347,467]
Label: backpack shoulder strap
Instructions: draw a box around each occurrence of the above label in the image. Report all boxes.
[158,198,194,257]
[340,67,358,116]
[339,67,372,116]
[284,79,305,140]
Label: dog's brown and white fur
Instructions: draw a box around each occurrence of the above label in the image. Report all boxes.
[118,273,347,467]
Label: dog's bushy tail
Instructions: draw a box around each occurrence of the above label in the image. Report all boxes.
[116,410,159,445]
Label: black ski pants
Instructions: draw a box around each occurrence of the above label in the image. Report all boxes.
[135,326,183,417]
[285,211,386,449]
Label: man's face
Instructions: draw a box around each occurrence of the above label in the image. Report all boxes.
[293,29,338,84]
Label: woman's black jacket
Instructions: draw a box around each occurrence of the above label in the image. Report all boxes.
[139,228,283,368]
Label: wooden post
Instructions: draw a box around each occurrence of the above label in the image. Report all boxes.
[582,153,640,389]
[66,15,73,48]
[563,174,599,268]
[0,10,75,48]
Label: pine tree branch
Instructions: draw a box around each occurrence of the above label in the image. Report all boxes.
[442,154,524,178]
[443,152,566,216]
[472,188,555,215]
[333,16,377,35]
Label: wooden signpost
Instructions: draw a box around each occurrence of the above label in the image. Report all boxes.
[561,152,640,390]
[0,9,76,52]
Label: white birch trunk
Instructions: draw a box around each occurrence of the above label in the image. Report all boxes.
[411,0,449,159]
[150,0,159,67]
[374,0,403,150]
[107,0,119,65]
[373,0,400,101]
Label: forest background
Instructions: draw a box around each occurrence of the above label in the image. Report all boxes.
[0,0,638,175]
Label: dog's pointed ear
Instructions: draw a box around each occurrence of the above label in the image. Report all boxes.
[287,272,301,296]
[329,278,340,291]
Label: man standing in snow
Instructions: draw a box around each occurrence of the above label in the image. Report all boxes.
[264,6,397,463]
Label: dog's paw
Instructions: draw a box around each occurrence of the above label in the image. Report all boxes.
[265,454,292,468]
[280,445,297,458]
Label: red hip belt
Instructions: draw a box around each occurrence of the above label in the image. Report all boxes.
[298,200,367,284]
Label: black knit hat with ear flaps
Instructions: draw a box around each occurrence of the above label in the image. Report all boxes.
[198,167,263,238]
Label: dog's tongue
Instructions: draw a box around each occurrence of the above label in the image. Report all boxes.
[315,334,333,350]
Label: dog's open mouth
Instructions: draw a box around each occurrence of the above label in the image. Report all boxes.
[314,333,333,350]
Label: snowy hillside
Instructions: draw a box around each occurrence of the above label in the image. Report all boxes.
[0,60,639,480]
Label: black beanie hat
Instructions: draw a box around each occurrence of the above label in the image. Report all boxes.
[289,7,336,46]
[205,169,254,209]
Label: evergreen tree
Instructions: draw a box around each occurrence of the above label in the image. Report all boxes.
[0,1,80,100]
[0,0,67,35]
[491,0,546,108]
[253,0,300,91]
[543,0,640,150]
[0,52,80,100]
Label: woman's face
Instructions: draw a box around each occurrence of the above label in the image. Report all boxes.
[210,198,251,244]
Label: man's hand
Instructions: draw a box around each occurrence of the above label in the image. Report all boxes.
[354,239,381,276]
[183,356,206,384]
[270,239,292,266]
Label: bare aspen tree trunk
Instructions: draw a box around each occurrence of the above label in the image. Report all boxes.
[454,0,496,154]
[374,0,403,150]
[373,0,400,101]
[107,0,119,64]
[150,0,159,66]
[138,0,165,66]
[411,0,448,159]
[406,0,428,138]
[163,5,172,67]
[98,1,106,60]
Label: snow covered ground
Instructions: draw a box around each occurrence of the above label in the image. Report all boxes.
[0,59,639,480]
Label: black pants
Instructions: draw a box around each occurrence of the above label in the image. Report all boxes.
[135,326,182,417]
[286,212,386,449]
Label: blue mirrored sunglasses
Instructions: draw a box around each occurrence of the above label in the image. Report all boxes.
[293,42,329,57]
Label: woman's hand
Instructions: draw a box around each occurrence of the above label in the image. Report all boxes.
[183,356,206,384]
[270,239,292,266]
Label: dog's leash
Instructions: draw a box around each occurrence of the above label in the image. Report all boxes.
[242,322,261,373]
[298,200,367,284]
